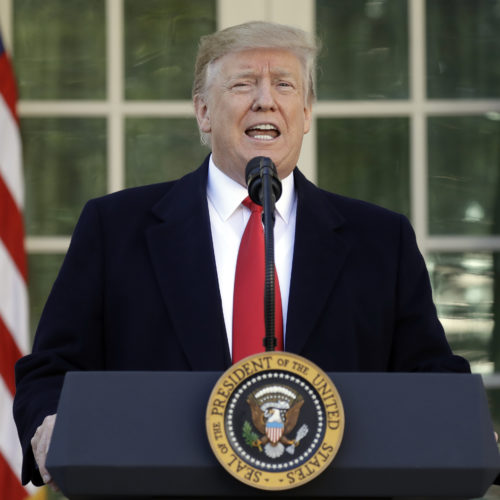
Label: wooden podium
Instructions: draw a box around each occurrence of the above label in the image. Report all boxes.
[46,371,500,499]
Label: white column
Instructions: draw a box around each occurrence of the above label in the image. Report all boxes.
[409,0,428,253]
[107,0,125,193]
[0,0,13,52]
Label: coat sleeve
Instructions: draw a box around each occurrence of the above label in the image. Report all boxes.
[14,199,106,485]
[389,215,470,373]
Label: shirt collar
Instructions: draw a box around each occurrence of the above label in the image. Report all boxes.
[207,155,296,223]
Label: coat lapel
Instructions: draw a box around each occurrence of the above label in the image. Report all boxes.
[146,160,231,370]
[144,162,350,366]
[285,169,351,355]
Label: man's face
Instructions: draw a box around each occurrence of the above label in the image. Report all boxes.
[194,48,312,186]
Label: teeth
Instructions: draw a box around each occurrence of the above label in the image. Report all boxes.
[249,124,278,131]
[253,135,274,141]
[246,123,279,141]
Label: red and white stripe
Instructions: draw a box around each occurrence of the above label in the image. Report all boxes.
[266,423,284,445]
[0,34,38,498]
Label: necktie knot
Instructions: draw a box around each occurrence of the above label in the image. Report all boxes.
[242,196,262,214]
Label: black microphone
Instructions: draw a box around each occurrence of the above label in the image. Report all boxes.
[245,157,282,206]
[245,157,282,353]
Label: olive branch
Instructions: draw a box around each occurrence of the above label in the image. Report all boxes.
[242,420,259,446]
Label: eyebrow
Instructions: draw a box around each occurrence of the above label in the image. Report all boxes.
[229,68,298,81]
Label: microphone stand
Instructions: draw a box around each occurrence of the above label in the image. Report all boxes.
[261,165,278,352]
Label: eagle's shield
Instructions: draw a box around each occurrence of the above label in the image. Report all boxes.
[266,421,284,444]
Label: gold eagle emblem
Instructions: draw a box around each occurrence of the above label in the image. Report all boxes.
[246,384,309,459]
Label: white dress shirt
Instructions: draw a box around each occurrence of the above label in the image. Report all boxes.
[206,155,297,356]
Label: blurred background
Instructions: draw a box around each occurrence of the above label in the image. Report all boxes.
[1,0,500,498]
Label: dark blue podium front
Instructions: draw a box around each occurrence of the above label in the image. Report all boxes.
[46,371,500,499]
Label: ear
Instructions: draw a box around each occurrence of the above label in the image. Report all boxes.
[303,102,312,134]
[194,95,211,133]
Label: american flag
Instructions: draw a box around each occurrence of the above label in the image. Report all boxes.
[0,31,42,499]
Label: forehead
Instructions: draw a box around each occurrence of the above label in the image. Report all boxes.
[214,48,304,79]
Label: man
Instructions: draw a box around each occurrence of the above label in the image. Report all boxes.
[14,21,469,488]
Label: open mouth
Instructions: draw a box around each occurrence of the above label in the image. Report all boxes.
[245,123,280,141]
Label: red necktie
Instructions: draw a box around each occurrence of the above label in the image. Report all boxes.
[232,197,283,363]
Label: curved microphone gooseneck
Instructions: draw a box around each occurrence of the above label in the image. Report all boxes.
[245,157,283,352]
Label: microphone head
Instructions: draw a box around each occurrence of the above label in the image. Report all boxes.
[245,157,282,205]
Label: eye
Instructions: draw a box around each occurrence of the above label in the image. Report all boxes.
[229,82,249,93]
[277,81,295,90]
[231,79,253,90]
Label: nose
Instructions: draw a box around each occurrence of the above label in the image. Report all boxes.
[251,80,277,112]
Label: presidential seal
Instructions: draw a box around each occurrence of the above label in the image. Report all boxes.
[206,352,344,490]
